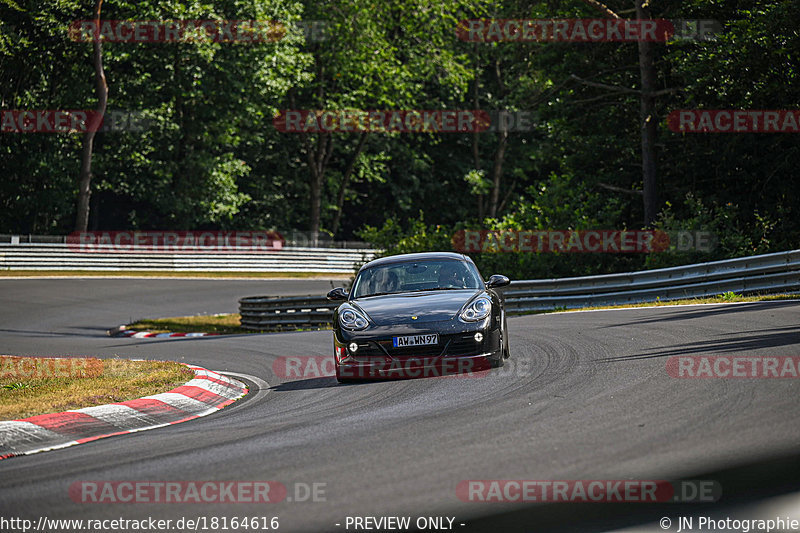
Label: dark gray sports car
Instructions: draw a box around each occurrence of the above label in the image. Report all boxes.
[326,252,510,382]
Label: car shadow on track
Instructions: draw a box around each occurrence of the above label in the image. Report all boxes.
[595,327,800,363]
[104,333,259,348]
[596,300,800,329]
[268,377,344,391]
[0,327,111,338]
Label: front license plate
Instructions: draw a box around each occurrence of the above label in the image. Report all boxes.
[393,334,438,348]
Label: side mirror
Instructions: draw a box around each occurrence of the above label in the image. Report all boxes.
[486,274,510,288]
[327,287,349,301]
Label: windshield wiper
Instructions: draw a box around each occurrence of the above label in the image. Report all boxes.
[359,287,470,297]
[408,287,471,293]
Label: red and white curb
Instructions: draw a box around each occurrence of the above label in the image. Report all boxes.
[0,365,247,460]
[107,326,219,339]
[120,330,219,339]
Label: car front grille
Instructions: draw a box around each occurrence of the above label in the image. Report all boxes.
[352,341,385,357]
[349,333,487,360]
[443,334,484,356]
[380,340,444,358]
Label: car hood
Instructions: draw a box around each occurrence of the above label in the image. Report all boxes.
[352,289,482,326]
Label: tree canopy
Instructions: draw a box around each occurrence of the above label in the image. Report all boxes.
[1,0,797,276]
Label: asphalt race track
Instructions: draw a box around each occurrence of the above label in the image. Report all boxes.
[1,278,799,532]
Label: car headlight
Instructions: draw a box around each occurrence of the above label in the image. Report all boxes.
[460,297,492,321]
[340,307,369,330]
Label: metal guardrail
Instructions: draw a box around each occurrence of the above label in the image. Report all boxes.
[0,243,376,273]
[238,250,800,328]
[239,295,338,329]
[502,249,800,312]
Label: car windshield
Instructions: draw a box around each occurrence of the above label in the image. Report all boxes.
[351,259,482,298]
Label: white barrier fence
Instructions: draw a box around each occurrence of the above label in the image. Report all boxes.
[0,243,376,274]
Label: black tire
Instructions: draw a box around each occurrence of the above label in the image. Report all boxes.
[491,325,506,368]
[502,312,511,359]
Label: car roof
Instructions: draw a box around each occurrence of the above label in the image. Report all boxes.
[358,252,473,271]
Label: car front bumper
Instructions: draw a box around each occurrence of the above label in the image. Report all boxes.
[333,321,501,379]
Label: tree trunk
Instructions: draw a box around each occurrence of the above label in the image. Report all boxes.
[331,132,369,237]
[488,130,507,218]
[305,132,332,238]
[636,0,659,226]
[580,0,660,226]
[488,55,508,219]
[472,44,484,220]
[75,0,107,232]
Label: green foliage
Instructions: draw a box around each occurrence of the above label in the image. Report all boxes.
[464,169,490,197]
[1,0,798,282]
[2,382,30,390]
[357,212,453,256]
[357,211,645,280]
[645,193,778,269]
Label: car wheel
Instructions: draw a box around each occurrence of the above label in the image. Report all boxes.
[491,327,506,368]
[503,312,511,359]
[491,351,505,368]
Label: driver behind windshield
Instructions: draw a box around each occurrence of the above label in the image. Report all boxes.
[437,263,466,288]
[367,268,400,295]
[382,271,400,293]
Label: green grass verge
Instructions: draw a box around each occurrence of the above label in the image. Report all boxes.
[129,314,246,334]
[530,292,799,315]
[0,357,195,420]
[0,270,348,279]
[127,314,331,334]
